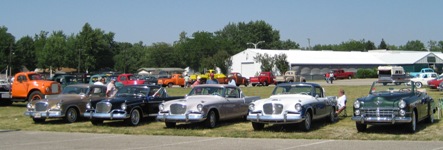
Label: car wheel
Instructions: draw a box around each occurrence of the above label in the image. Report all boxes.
[408,110,417,133]
[382,83,387,86]
[28,91,44,101]
[204,110,217,128]
[168,83,173,88]
[427,113,434,123]
[415,82,423,88]
[356,122,367,132]
[244,81,248,87]
[33,118,45,123]
[91,119,104,125]
[64,107,78,123]
[125,109,141,126]
[299,111,312,131]
[263,81,268,86]
[252,84,256,87]
[252,122,264,131]
[348,76,352,79]
[165,122,176,128]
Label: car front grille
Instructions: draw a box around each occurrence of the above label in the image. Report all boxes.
[361,108,398,117]
[170,104,187,114]
[263,103,283,115]
[51,84,60,93]
[35,102,48,111]
[96,102,112,113]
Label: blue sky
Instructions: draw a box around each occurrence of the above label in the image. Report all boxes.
[1,0,442,48]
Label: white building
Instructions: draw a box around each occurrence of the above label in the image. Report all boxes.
[230,49,443,80]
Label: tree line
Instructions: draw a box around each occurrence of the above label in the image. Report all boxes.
[1,20,443,75]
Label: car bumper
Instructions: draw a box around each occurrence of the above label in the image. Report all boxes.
[246,113,304,124]
[351,115,412,124]
[156,113,206,123]
[24,111,63,119]
[83,110,128,120]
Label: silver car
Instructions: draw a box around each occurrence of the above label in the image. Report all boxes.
[24,84,107,123]
[157,84,260,128]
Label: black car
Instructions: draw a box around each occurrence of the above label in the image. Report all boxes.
[84,85,183,126]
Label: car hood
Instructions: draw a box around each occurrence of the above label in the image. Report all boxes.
[255,94,313,105]
[359,94,407,107]
[165,95,224,106]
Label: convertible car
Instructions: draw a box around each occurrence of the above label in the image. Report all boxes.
[247,82,337,131]
[352,81,437,133]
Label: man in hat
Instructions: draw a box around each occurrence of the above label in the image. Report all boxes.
[106,79,118,98]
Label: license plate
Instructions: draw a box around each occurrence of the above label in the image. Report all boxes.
[34,113,41,118]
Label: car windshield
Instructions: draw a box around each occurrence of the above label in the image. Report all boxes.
[370,81,415,94]
[188,87,224,96]
[62,86,88,95]
[117,86,151,96]
[28,74,43,80]
[272,85,312,95]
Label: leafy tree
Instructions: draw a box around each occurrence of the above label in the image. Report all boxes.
[274,53,289,75]
[399,40,426,51]
[378,39,387,49]
[113,42,133,72]
[146,42,177,68]
[0,26,15,73]
[365,40,376,51]
[36,31,67,71]
[253,53,274,72]
[15,36,36,71]
[427,40,442,52]
[200,50,231,74]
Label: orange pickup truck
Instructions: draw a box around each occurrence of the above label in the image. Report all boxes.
[0,72,62,105]
[157,74,185,88]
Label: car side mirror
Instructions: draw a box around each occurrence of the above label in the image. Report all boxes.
[315,94,319,99]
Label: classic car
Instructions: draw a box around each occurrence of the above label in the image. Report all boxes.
[407,72,438,88]
[24,84,107,123]
[157,84,260,128]
[84,85,183,126]
[351,81,437,133]
[247,82,337,131]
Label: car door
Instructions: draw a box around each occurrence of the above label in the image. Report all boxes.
[313,86,328,119]
[226,87,246,118]
[12,75,29,98]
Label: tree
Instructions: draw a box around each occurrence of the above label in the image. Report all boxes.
[365,40,376,51]
[0,26,15,73]
[15,36,36,71]
[253,53,274,72]
[36,31,67,71]
[274,53,289,75]
[399,40,426,51]
[378,39,387,49]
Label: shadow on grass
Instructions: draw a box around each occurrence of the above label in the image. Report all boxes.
[258,117,338,132]
[161,118,248,130]
[359,119,439,134]
[34,117,157,127]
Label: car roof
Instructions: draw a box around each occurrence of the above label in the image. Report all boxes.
[277,82,320,87]
[194,84,238,88]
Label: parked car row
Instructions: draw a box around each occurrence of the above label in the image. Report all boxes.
[22,79,438,133]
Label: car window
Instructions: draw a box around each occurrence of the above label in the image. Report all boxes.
[225,87,239,98]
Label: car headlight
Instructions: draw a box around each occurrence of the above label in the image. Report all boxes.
[248,103,255,111]
[86,102,91,109]
[354,101,360,109]
[159,104,164,111]
[54,102,62,110]
[294,103,302,112]
[121,103,127,110]
[355,110,360,115]
[197,104,203,112]
[398,100,406,109]
[27,103,33,109]
[399,109,406,116]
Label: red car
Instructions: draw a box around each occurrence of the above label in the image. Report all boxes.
[427,75,443,89]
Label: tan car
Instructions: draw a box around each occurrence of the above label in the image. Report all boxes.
[24,84,107,123]
[157,84,260,128]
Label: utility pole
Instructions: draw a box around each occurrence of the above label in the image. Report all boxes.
[247,41,265,49]
[307,38,311,50]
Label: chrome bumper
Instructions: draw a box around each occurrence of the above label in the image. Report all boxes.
[83,109,128,120]
[246,113,304,124]
[24,111,63,118]
[352,115,412,124]
[156,113,206,123]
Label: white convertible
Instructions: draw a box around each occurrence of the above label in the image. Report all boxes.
[247,82,337,131]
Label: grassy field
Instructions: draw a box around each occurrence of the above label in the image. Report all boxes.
[1,84,443,141]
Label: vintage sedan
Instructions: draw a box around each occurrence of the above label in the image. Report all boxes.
[352,81,437,133]
[24,84,107,123]
[247,82,337,131]
[84,85,183,126]
[157,84,260,128]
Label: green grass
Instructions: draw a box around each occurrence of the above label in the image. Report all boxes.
[1,84,442,141]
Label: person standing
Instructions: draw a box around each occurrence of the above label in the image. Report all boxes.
[206,73,219,84]
[191,76,201,88]
[184,74,190,88]
[329,71,334,84]
[94,78,105,85]
[106,79,118,98]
